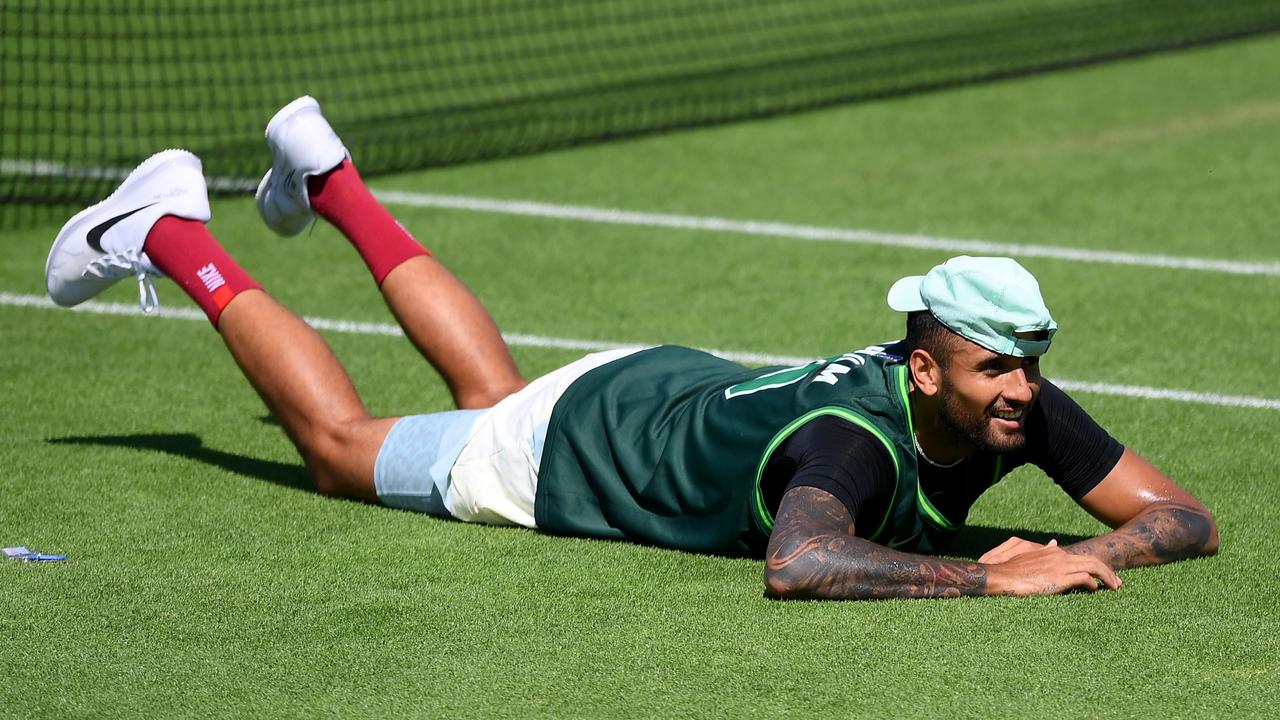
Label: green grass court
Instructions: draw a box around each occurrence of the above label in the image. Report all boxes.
[3,34,1279,719]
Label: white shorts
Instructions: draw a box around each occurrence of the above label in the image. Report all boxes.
[446,346,646,527]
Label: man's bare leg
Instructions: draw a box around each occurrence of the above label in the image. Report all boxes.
[124,213,391,501]
[50,149,444,504]
[303,160,527,410]
[377,257,525,408]
[217,291,392,502]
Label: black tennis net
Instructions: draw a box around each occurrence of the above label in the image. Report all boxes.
[3,0,1278,216]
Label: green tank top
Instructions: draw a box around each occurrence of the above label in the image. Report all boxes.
[535,344,937,557]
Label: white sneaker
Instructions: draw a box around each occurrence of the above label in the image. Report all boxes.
[255,95,349,236]
[45,149,210,312]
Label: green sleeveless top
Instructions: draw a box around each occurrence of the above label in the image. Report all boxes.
[535,344,938,557]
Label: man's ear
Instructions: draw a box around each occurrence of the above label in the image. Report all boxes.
[909,349,944,397]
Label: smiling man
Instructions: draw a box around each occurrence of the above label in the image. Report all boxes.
[46,97,1217,600]
[761,257,1218,598]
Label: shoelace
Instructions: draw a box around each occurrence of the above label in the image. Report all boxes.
[83,248,160,313]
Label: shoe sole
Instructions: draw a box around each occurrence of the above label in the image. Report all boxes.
[45,149,203,306]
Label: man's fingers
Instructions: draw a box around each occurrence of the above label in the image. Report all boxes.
[979,536,1064,565]
[1066,556,1123,591]
[1062,571,1107,592]
[994,546,1125,595]
[1077,555,1122,590]
[979,536,1032,564]
[1093,562,1123,590]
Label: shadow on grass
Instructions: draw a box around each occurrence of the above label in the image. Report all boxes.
[45,433,1098,559]
[945,525,1093,560]
[48,433,311,492]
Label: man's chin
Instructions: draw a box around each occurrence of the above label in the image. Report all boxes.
[981,425,1027,454]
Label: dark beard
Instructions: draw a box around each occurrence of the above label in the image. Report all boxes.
[938,384,1028,455]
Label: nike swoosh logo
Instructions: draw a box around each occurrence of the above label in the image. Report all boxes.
[86,203,156,253]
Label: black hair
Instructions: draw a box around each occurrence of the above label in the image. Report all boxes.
[904,311,960,368]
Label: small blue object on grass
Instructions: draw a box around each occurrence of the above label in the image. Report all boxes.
[3,546,67,562]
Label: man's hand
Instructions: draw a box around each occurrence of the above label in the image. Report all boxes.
[978,535,1057,565]
[983,543,1122,595]
[764,487,1123,600]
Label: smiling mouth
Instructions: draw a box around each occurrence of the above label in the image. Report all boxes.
[990,407,1025,427]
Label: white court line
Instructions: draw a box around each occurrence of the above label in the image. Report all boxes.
[0,158,257,192]
[6,157,1280,276]
[4,291,1278,411]
[371,190,1280,278]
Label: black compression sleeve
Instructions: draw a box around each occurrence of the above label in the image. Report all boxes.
[762,415,897,531]
[1025,379,1126,499]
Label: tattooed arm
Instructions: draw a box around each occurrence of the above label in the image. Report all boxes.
[764,486,1121,600]
[1064,449,1219,569]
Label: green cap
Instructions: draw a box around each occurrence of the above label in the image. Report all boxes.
[886,256,1057,357]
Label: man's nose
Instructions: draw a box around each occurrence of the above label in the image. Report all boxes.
[1003,368,1034,404]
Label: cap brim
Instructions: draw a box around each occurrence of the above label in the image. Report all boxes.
[887,275,927,312]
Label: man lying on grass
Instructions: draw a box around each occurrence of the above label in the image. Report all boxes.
[45,96,1218,599]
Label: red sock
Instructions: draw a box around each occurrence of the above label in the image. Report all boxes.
[307,160,429,285]
[143,216,263,327]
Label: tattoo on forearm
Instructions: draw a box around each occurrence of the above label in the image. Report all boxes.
[1065,502,1216,570]
[765,487,986,600]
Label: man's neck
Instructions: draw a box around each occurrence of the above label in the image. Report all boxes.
[908,387,974,466]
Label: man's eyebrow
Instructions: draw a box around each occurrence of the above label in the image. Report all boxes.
[975,356,1007,371]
